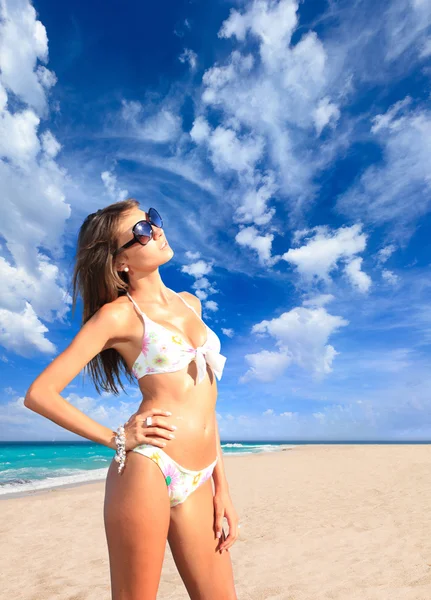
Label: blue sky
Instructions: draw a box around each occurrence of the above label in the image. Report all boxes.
[1,0,430,442]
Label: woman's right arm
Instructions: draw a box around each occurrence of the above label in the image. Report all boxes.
[24,303,131,450]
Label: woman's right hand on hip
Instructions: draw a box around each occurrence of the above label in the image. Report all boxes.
[123,408,177,452]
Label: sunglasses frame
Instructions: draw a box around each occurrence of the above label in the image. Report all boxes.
[113,207,163,257]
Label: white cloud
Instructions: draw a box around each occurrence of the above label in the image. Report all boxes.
[382,269,400,285]
[0,0,71,356]
[206,125,265,177]
[233,173,277,226]
[194,281,217,303]
[101,170,129,202]
[41,129,62,157]
[302,294,335,308]
[218,0,297,49]
[180,261,220,307]
[343,257,372,293]
[179,48,198,71]
[119,99,141,122]
[240,349,292,383]
[0,0,56,116]
[313,96,340,136]
[370,97,412,134]
[66,393,99,412]
[190,116,211,144]
[181,259,213,278]
[193,277,211,290]
[221,328,234,338]
[121,100,182,143]
[141,109,182,143]
[201,51,254,103]
[0,256,71,321]
[376,244,397,265]
[0,303,56,356]
[241,303,349,382]
[0,106,41,164]
[282,224,369,287]
[235,225,275,265]
[185,250,201,260]
[205,300,218,312]
[36,65,57,90]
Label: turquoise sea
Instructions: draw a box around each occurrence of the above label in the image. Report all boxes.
[1,441,429,497]
[0,440,295,497]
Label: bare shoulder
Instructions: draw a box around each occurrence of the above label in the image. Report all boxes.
[91,295,135,331]
[178,291,202,317]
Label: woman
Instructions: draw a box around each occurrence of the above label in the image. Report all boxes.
[24,198,239,600]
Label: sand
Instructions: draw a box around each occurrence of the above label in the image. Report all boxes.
[2,444,431,600]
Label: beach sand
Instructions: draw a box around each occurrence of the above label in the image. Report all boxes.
[2,444,431,600]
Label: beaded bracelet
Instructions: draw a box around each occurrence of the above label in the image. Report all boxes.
[114,424,127,474]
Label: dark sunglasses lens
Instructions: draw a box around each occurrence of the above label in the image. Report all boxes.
[133,220,152,245]
[148,207,163,228]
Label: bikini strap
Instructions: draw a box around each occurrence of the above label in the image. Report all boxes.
[127,289,201,322]
[172,290,202,320]
[126,292,146,318]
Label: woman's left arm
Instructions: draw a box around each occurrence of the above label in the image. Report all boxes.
[212,418,240,553]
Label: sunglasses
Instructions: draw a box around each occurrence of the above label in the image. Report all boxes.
[113,207,163,257]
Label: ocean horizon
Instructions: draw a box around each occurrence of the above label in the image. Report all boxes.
[1,440,430,498]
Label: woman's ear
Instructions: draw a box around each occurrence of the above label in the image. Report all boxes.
[114,251,130,274]
[114,257,125,272]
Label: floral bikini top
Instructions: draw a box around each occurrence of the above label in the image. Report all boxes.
[126,290,227,384]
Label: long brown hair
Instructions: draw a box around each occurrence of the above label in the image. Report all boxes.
[72,198,139,395]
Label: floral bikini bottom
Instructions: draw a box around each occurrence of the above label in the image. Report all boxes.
[131,444,218,508]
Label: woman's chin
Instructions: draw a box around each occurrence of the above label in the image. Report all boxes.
[161,247,174,261]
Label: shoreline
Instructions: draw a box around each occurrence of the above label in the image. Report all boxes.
[0,445,296,501]
[2,442,424,502]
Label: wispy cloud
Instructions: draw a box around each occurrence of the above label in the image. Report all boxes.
[179,48,198,71]
[101,169,129,202]
[336,97,431,240]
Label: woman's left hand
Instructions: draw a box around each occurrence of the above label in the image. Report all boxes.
[213,489,240,554]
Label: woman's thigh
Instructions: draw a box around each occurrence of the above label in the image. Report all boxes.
[103,453,171,600]
[167,477,237,600]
